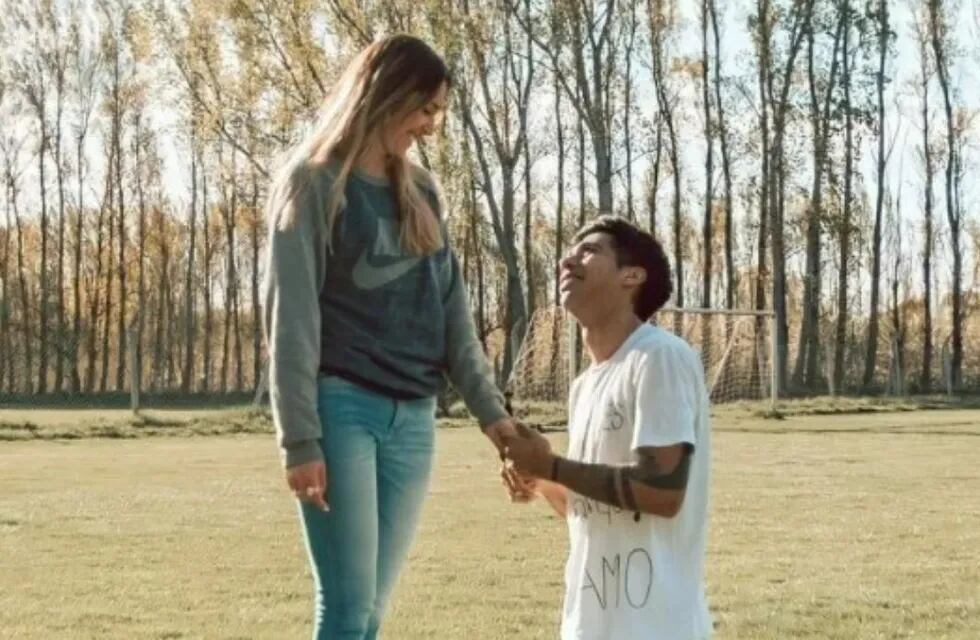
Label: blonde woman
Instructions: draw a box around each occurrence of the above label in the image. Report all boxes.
[262,34,518,640]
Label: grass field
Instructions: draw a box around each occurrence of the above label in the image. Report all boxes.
[1,402,978,639]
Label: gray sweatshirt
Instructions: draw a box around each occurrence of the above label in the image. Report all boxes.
[262,162,507,468]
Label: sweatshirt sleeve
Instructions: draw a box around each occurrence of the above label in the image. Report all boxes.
[261,173,327,468]
[442,249,509,429]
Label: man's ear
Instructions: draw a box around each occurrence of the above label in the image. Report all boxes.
[622,267,647,286]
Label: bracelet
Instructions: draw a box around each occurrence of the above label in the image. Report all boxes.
[550,456,561,482]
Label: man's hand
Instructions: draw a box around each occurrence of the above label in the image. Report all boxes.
[502,423,554,479]
[286,460,329,511]
[483,417,520,459]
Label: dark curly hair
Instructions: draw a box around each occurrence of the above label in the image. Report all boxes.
[573,216,673,320]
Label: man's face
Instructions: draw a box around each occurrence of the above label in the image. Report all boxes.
[559,231,638,322]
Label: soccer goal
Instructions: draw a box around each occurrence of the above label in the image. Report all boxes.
[505,306,778,410]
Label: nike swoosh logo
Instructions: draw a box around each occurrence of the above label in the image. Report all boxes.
[352,252,421,290]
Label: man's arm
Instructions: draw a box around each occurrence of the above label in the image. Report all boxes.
[552,444,692,518]
[502,424,692,518]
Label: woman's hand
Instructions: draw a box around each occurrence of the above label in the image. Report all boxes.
[287,460,329,511]
[501,462,537,503]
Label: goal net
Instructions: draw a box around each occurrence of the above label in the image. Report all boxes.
[505,306,777,408]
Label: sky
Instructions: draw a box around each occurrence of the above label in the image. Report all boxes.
[4,0,978,300]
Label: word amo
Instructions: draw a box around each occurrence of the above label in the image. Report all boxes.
[581,548,654,610]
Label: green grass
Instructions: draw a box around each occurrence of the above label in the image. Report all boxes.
[1,407,978,638]
[3,394,979,443]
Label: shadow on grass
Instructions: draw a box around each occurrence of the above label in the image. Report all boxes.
[0,409,274,443]
[0,391,255,411]
[717,426,980,437]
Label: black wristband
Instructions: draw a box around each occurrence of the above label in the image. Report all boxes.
[550,456,561,482]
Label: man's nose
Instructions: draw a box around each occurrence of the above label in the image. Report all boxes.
[559,254,576,273]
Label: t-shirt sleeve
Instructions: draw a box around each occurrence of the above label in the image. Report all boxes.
[630,344,701,451]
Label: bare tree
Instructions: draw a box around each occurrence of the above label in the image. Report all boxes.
[101,3,131,392]
[649,0,683,309]
[914,13,935,391]
[69,13,101,392]
[13,6,52,393]
[514,0,627,217]
[754,0,814,393]
[180,138,198,394]
[862,0,891,389]
[43,6,71,393]
[1,128,30,392]
[552,59,566,306]
[928,0,963,389]
[456,0,534,384]
[832,0,855,393]
[708,0,735,311]
[700,0,715,362]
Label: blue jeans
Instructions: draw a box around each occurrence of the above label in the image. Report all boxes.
[299,375,436,640]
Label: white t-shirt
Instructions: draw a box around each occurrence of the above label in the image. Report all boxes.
[561,323,712,640]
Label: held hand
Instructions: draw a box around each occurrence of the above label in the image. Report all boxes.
[483,417,520,459]
[501,462,537,503]
[502,423,554,479]
[286,460,329,511]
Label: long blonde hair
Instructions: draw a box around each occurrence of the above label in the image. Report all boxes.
[270,34,449,255]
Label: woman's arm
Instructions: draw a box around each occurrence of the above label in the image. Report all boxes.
[262,173,328,469]
[441,249,510,429]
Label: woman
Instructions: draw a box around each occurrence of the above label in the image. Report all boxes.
[262,34,517,639]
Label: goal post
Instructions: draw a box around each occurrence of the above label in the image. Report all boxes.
[506,306,779,411]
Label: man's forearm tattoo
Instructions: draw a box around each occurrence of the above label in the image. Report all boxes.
[553,445,693,514]
[628,444,693,491]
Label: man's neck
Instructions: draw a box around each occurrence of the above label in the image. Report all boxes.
[582,311,642,364]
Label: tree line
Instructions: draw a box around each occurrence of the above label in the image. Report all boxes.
[0,0,977,398]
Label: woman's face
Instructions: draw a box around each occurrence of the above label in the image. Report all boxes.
[382,82,449,158]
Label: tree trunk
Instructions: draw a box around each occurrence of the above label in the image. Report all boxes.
[71,118,87,392]
[181,146,198,393]
[113,48,127,393]
[523,127,535,326]
[767,0,813,395]
[37,121,50,394]
[918,27,934,392]
[651,8,683,309]
[134,117,147,390]
[833,0,853,394]
[6,160,33,392]
[708,0,734,311]
[863,0,889,389]
[802,11,844,389]
[623,6,636,222]
[649,120,663,236]
[1,184,10,392]
[700,0,714,360]
[553,71,565,306]
[250,170,262,390]
[153,206,168,391]
[754,0,771,388]
[928,0,962,389]
[203,169,213,392]
[101,198,115,393]
[53,71,67,393]
[85,148,113,393]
